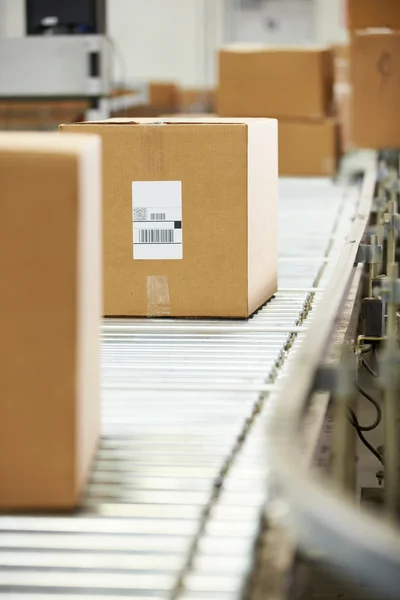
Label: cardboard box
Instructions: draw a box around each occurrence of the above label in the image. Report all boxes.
[332,45,352,153]
[149,82,178,108]
[0,132,102,509]
[111,83,178,119]
[177,88,215,113]
[61,117,278,318]
[218,45,333,119]
[279,120,339,177]
[351,30,400,148]
[347,0,400,31]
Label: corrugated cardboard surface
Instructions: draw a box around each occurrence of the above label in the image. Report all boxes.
[0,133,102,509]
[279,120,339,176]
[61,118,278,318]
[351,31,400,149]
[217,46,333,119]
[348,0,400,31]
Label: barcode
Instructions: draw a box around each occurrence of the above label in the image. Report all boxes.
[138,229,175,244]
[151,213,166,221]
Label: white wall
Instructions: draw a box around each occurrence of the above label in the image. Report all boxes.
[314,0,348,45]
[0,0,24,37]
[108,0,224,87]
[227,0,315,46]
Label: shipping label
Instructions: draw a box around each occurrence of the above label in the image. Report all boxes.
[132,181,183,260]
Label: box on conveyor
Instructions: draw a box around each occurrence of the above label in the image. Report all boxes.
[217,44,333,119]
[60,117,278,318]
[278,119,339,177]
[0,132,102,509]
[347,0,400,31]
[351,30,400,149]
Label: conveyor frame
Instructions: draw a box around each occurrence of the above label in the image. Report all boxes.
[267,158,400,599]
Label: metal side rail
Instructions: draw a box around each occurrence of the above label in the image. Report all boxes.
[0,178,360,599]
[265,160,400,600]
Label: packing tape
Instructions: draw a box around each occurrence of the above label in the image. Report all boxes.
[146,275,171,317]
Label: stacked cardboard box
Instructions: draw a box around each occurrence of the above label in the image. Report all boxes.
[217,45,337,176]
[0,132,102,509]
[61,117,278,318]
[348,0,400,149]
[347,0,400,30]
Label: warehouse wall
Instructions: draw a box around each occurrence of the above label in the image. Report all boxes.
[314,0,348,45]
[0,0,24,37]
[107,0,221,87]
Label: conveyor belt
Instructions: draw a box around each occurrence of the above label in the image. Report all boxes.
[0,178,360,599]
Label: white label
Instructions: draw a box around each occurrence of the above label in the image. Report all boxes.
[132,181,182,260]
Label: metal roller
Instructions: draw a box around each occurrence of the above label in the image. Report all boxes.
[0,178,360,599]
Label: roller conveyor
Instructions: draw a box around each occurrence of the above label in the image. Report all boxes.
[0,178,361,599]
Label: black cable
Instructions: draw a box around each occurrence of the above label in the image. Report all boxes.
[359,344,373,355]
[341,346,384,464]
[350,415,384,466]
[344,350,384,465]
[361,357,379,378]
[354,382,382,429]
[347,405,379,433]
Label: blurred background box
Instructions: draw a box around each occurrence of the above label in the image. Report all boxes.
[149,82,178,107]
[347,0,400,31]
[0,132,102,510]
[332,44,352,153]
[351,30,400,148]
[279,119,339,176]
[111,81,178,118]
[176,88,216,114]
[217,45,333,119]
[111,84,216,119]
